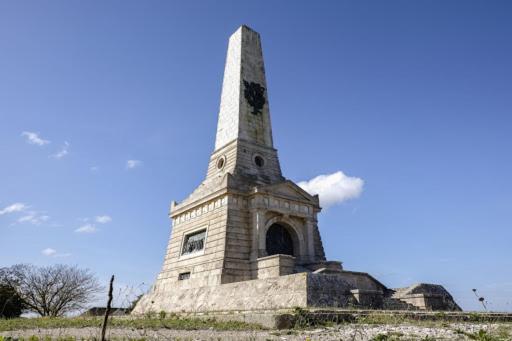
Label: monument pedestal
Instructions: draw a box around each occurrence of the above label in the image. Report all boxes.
[132,271,386,315]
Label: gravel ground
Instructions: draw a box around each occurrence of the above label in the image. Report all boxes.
[1,323,510,340]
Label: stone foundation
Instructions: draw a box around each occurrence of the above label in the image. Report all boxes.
[132,271,391,315]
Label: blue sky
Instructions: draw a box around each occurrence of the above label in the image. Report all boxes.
[1,1,511,311]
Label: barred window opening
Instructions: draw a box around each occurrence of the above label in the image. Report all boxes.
[181,229,206,255]
[178,272,190,280]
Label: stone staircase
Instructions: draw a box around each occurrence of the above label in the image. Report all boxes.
[382,297,419,311]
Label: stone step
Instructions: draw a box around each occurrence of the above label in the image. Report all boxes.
[382,297,419,311]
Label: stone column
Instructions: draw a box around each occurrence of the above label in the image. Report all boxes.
[306,218,316,262]
[251,209,265,261]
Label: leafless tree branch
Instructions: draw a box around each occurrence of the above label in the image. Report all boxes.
[1,264,102,317]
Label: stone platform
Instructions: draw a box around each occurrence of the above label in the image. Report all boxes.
[132,271,459,318]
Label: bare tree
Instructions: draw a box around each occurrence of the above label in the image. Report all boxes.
[1,264,102,317]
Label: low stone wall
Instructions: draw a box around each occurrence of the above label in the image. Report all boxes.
[130,308,512,329]
[306,273,353,308]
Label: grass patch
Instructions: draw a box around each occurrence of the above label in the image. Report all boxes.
[355,313,409,325]
[455,328,511,341]
[371,332,404,341]
[288,308,512,332]
[0,316,263,332]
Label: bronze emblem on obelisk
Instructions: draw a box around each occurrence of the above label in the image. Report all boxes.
[243,80,266,115]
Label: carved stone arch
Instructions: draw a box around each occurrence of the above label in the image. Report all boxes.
[259,215,306,260]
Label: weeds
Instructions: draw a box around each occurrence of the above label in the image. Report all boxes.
[454,328,510,341]
[0,316,263,332]
[371,332,404,341]
[292,307,315,328]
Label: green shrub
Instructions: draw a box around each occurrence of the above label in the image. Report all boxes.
[0,284,24,319]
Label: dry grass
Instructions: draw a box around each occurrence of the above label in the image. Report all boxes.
[0,316,263,332]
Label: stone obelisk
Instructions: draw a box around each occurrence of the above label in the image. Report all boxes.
[215,25,274,150]
[132,25,460,320]
[133,25,328,314]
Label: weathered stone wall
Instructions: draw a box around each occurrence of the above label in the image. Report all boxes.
[156,196,229,290]
[222,201,252,283]
[232,140,283,185]
[336,271,387,292]
[132,272,392,315]
[132,273,309,314]
[306,274,354,308]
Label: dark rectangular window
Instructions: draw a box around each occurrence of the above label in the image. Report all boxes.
[178,272,190,280]
[181,229,206,256]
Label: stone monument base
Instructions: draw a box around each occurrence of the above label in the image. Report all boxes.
[131,271,460,316]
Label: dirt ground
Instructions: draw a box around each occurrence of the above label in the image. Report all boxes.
[2,323,511,340]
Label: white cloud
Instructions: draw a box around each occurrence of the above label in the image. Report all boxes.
[42,248,71,257]
[95,215,112,224]
[74,215,110,232]
[126,160,142,169]
[0,203,27,215]
[75,223,97,233]
[298,171,364,208]
[2,203,53,226]
[21,131,50,146]
[42,248,57,256]
[50,141,70,159]
[90,166,100,172]
[17,212,50,225]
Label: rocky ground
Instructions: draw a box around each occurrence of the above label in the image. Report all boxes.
[1,323,511,340]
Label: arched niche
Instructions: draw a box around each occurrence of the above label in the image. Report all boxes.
[266,223,295,256]
[259,216,306,260]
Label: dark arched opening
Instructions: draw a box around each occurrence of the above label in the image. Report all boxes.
[266,223,294,256]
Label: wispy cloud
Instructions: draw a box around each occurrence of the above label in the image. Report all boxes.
[21,131,50,146]
[42,248,57,256]
[75,214,111,233]
[126,160,142,169]
[42,248,71,257]
[298,171,364,208]
[2,203,55,227]
[0,203,27,215]
[50,141,70,159]
[17,212,50,225]
[95,215,112,224]
[90,166,100,172]
[75,223,97,234]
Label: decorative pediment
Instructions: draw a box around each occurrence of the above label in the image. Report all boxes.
[258,180,319,206]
